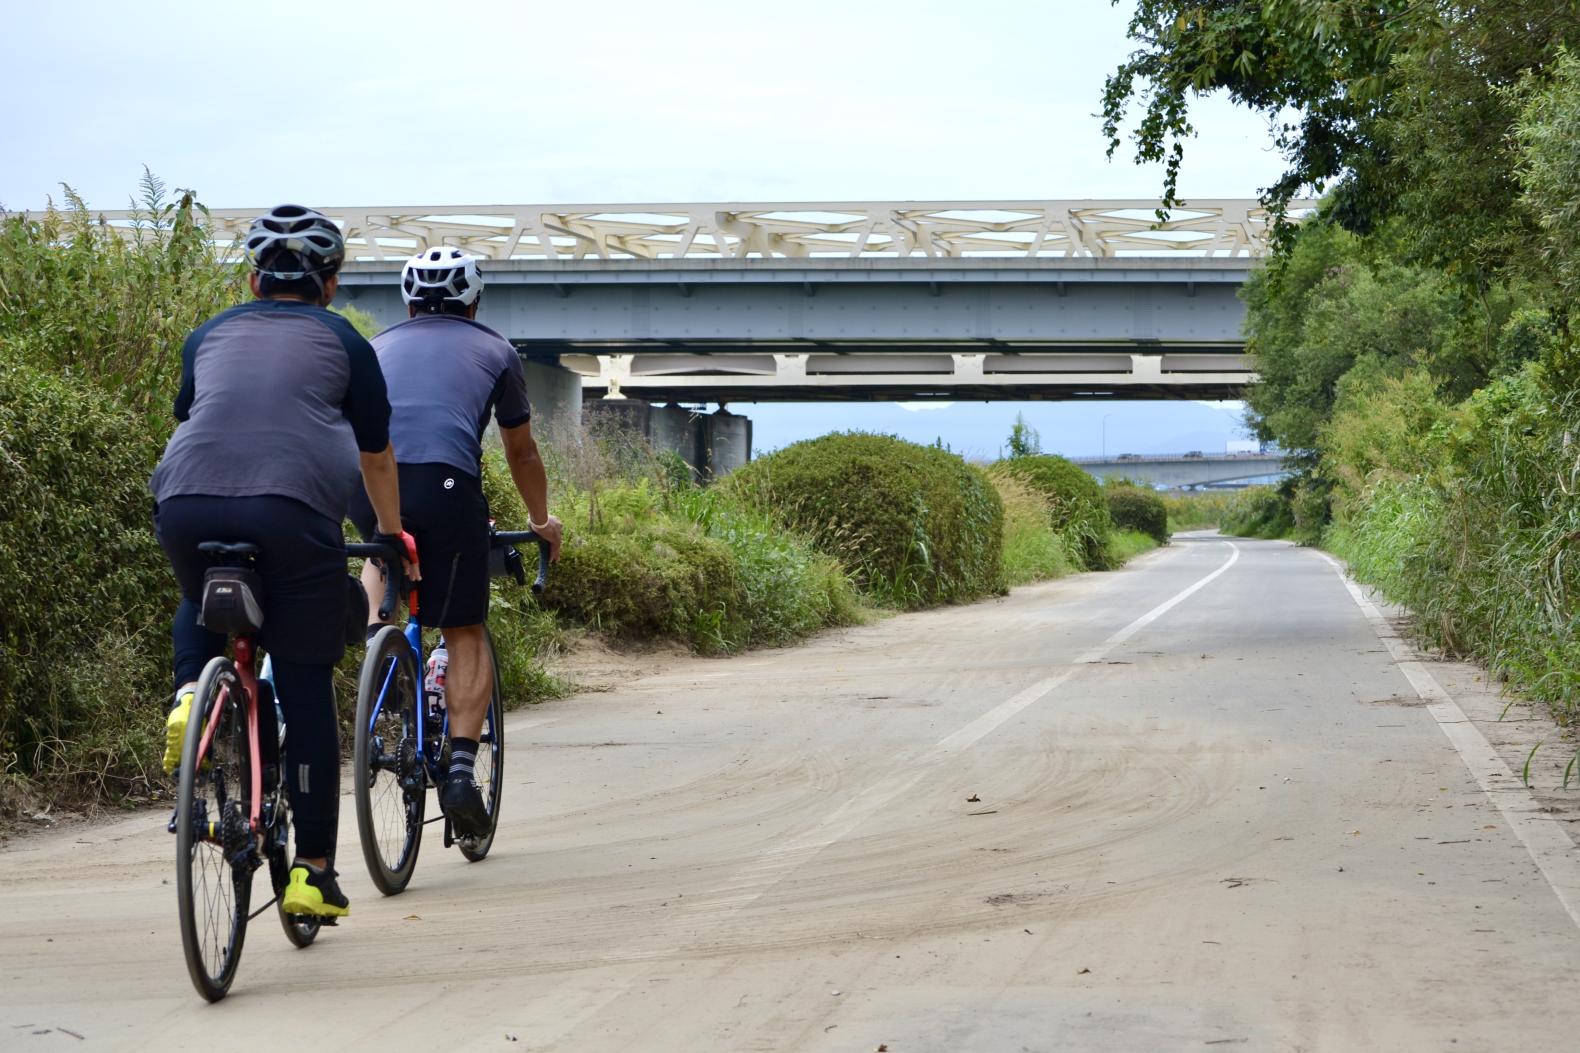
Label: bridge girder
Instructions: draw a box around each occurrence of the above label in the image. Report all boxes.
[55,199,1315,262]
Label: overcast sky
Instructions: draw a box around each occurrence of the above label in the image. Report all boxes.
[3,0,1288,455]
[3,0,1287,209]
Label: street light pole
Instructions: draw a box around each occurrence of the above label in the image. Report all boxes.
[1102,412,1114,460]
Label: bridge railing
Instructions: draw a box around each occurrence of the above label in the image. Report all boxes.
[1068,451,1283,464]
[28,200,1316,262]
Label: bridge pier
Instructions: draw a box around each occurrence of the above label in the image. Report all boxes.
[583,399,753,480]
[524,359,583,442]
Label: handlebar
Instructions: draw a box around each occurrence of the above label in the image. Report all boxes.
[490,529,552,594]
[347,527,551,623]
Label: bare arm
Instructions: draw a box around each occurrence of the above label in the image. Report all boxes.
[358,444,419,578]
[500,421,563,561]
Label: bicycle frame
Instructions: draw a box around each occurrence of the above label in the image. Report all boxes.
[194,634,266,839]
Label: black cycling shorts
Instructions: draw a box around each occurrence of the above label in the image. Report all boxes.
[155,494,350,667]
[350,462,490,629]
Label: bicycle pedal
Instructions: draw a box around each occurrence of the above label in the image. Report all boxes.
[166,809,179,835]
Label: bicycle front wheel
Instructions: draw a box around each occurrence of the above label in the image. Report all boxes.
[175,656,254,1002]
[458,628,505,862]
[354,625,425,894]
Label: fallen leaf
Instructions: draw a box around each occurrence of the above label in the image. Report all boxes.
[1077,967,1091,975]
[966,794,981,803]
[403,914,421,921]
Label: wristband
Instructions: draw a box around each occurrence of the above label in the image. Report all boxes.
[529,516,550,532]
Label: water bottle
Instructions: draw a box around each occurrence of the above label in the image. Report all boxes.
[425,642,449,719]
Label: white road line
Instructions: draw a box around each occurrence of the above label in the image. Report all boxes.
[704,540,1243,901]
[511,541,1245,1040]
[1318,552,1580,932]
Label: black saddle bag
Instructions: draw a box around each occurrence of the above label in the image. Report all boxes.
[199,567,266,635]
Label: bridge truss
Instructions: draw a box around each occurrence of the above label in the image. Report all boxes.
[69,199,1314,261]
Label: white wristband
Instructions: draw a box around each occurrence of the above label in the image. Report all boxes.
[528,516,550,532]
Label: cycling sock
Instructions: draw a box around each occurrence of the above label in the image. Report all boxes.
[448,737,478,783]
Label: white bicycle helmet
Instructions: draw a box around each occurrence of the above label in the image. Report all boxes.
[243,204,345,282]
[401,247,484,309]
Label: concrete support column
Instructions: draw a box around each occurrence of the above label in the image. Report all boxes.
[581,398,753,480]
[702,408,752,477]
[523,359,584,443]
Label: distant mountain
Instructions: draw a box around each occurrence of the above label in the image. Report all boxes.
[735,400,1253,461]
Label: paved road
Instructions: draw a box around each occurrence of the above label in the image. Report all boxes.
[5,536,1580,1051]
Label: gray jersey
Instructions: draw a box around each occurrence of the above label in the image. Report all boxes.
[150,300,391,523]
[372,314,531,477]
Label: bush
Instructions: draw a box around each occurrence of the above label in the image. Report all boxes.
[990,455,1112,570]
[725,432,1004,609]
[1221,487,1296,539]
[991,473,1078,586]
[0,350,172,800]
[1105,486,1169,545]
[1106,529,1162,565]
[1159,490,1236,532]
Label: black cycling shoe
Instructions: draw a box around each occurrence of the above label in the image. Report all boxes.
[440,778,491,839]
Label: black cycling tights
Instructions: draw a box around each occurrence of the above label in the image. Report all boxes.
[170,604,339,860]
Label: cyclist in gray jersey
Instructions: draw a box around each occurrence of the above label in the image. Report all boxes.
[151,205,419,919]
[351,247,562,838]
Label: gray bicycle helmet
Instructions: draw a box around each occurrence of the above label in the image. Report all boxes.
[243,205,345,287]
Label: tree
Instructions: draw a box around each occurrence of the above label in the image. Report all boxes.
[1006,413,1041,458]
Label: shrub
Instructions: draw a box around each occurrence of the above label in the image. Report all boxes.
[1106,529,1162,565]
[0,349,172,800]
[990,455,1112,570]
[1105,486,1169,545]
[724,432,1005,609]
[1221,487,1296,539]
[991,472,1078,586]
[1159,490,1236,533]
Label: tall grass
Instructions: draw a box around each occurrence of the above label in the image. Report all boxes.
[993,472,1079,586]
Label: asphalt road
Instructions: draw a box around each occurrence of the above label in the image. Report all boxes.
[4,535,1579,1051]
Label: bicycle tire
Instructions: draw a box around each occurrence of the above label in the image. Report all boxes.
[354,625,425,894]
[458,628,505,862]
[175,656,253,1002]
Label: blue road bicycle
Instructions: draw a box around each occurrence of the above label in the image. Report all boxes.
[346,527,549,895]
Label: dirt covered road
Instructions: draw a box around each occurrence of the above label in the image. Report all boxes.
[5,535,1579,1051]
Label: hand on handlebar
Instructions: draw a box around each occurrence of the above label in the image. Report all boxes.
[372,529,421,583]
[530,514,564,563]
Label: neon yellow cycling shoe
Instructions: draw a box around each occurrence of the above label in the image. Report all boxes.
[281,863,351,918]
[162,688,196,775]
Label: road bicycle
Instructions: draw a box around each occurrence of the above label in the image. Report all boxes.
[346,526,549,895]
[169,541,323,1002]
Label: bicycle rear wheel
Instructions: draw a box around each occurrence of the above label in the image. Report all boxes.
[458,628,505,862]
[354,625,425,894]
[175,656,254,1002]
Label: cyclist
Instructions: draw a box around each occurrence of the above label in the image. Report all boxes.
[350,246,563,839]
[150,204,418,919]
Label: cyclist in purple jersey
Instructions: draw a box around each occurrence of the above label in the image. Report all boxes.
[351,247,562,837]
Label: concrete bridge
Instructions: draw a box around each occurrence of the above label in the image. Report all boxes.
[1071,451,1288,489]
[73,201,1303,475]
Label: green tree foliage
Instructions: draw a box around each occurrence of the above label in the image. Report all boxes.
[1104,1,1580,255]
[725,433,1005,609]
[1006,412,1041,458]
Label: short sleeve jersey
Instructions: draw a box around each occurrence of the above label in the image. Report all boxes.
[149,299,391,523]
[371,314,531,477]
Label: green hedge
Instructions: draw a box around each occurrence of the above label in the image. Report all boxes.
[0,349,171,795]
[724,432,1004,608]
[1221,487,1296,539]
[1105,486,1169,546]
[990,455,1112,570]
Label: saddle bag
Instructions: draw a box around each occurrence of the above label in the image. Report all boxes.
[198,567,266,635]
